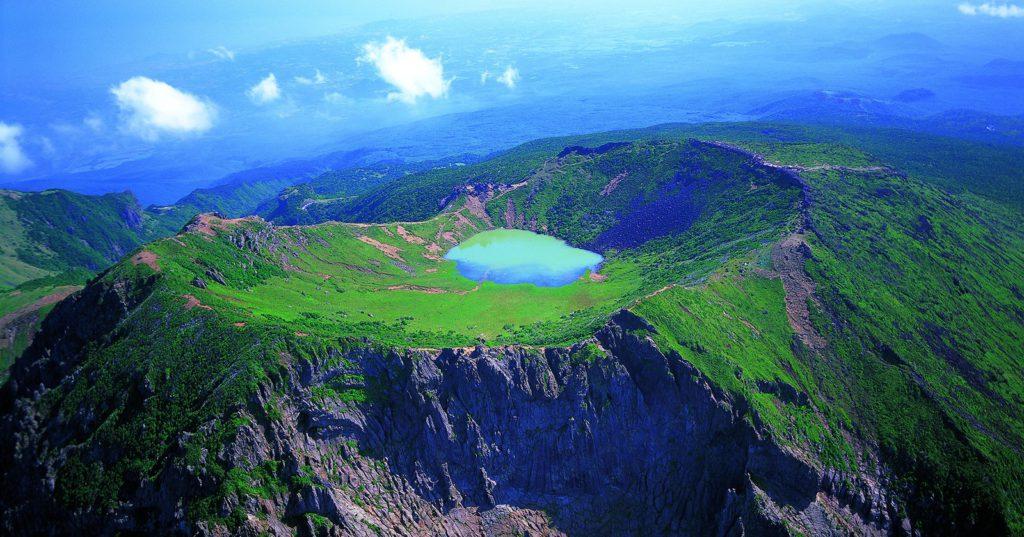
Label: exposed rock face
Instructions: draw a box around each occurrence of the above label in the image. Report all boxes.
[0,275,898,536]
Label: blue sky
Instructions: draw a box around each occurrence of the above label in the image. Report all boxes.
[2,1,1023,202]
[3,1,501,80]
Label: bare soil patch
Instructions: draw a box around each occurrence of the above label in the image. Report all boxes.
[357,235,404,261]
[131,251,160,271]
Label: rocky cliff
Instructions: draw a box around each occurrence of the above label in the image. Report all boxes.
[0,270,897,536]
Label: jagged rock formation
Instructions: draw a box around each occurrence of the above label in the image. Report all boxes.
[0,272,894,535]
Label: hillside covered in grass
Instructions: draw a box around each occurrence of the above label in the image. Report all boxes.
[1,128,1022,535]
[284,122,1024,226]
[0,189,197,377]
[0,189,187,289]
[96,140,802,349]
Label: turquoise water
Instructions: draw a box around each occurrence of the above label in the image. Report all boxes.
[445,229,603,287]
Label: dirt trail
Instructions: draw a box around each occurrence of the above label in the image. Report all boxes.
[600,171,628,196]
[182,294,213,311]
[771,233,827,350]
[386,285,447,294]
[184,214,261,237]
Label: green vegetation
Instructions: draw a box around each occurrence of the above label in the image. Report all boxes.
[9,122,1023,533]
[800,168,1024,531]
[290,465,323,490]
[672,122,1024,210]
[634,260,856,469]
[131,140,799,347]
[0,189,196,376]
[175,177,298,218]
[336,142,561,223]
[325,122,1024,225]
[307,513,333,531]
[256,159,465,225]
[0,270,89,378]
[635,157,1024,532]
[141,213,640,347]
[0,189,184,289]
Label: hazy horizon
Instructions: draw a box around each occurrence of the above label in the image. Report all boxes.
[3,0,1024,203]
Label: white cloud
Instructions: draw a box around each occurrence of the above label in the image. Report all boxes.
[958,2,1024,17]
[208,46,235,61]
[496,66,520,89]
[323,92,349,104]
[84,114,104,133]
[295,69,327,85]
[248,73,281,104]
[0,122,33,174]
[37,136,56,157]
[480,66,520,89]
[359,36,450,103]
[111,77,217,140]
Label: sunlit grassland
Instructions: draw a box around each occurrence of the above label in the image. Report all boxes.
[140,210,650,347]
[0,199,52,288]
[633,258,857,469]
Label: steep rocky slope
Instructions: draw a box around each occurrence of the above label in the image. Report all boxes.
[0,278,893,536]
[0,189,191,377]
[1,137,1021,535]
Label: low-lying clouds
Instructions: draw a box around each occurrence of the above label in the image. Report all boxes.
[111,77,217,140]
[84,114,104,133]
[958,2,1024,17]
[360,36,450,103]
[208,46,236,61]
[295,69,327,85]
[0,122,33,174]
[248,73,281,104]
[497,66,520,89]
[480,66,520,89]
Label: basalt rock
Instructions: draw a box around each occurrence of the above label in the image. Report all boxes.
[0,285,899,536]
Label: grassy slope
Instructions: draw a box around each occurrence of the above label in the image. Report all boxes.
[255,163,419,225]
[0,189,190,376]
[174,177,297,218]
[139,141,800,347]
[802,168,1024,531]
[9,127,1023,532]
[0,200,51,287]
[0,189,184,289]
[334,122,1024,225]
[256,158,477,226]
[628,144,1024,532]
[0,272,88,379]
[667,122,1024,210]
[143,214,638,348]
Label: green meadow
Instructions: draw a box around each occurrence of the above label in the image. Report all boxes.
[140,210,649,348]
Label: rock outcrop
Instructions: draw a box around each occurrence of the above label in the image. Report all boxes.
[0,276,898,535]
